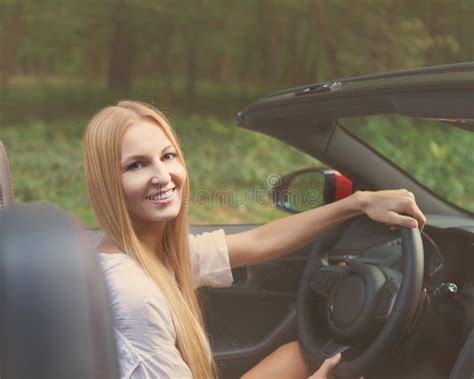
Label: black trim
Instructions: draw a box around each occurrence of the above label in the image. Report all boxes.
[214,306,296,360]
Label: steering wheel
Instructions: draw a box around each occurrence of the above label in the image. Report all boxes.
[297,216,424,379]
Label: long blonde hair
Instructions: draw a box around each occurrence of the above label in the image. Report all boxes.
[83,100,215,378]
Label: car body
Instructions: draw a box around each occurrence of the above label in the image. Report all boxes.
[0,63,473,378]
[206,62,474,378]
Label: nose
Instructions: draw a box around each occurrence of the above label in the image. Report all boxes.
[150,162,171,186]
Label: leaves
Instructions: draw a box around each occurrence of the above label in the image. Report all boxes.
[1,115,319,226]
[1,0,473,90]
[344,115,474,212]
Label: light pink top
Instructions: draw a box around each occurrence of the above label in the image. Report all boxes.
[98,229,233,378]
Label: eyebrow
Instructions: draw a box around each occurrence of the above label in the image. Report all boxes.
[122,145,175,164]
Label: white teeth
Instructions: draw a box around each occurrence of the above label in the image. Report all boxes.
[148,189,173,201]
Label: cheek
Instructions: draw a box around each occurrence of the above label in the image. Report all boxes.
[171,162,187,186]
[121,175,144,202]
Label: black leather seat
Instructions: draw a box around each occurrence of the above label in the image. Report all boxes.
[0,204,119,378]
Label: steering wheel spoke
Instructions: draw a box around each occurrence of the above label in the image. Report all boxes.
[310,265,347,299]
[320,338,350,358]
[374,266,401,320]
[374,279,399,320]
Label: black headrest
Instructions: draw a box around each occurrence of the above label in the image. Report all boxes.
[0,203,119,378]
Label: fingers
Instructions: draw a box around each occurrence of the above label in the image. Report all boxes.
[310,353,341,378]
[391,212,419,229]
[395,191,426,230]
[367,189,427,231]
[411,201,427,231]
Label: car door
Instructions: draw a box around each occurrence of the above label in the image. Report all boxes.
[190,224,312,379]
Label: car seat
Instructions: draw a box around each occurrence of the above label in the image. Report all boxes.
[0,141,119,378]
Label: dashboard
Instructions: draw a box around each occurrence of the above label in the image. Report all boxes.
[325,214,474,291]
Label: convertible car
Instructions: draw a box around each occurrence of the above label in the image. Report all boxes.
[0,63,473,379]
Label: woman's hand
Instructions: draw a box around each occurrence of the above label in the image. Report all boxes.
[241,341,343,379]
[357,189,426,230]
[308,353,341,378]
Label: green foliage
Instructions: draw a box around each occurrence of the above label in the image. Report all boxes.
[1,0,473,88]
[1,115,318,226]
[344,116,474,212]
[2,113,472,228]
[1,0,473,225]
[0,79,272,124]
[1,120,92,224]
[173,113,318,190]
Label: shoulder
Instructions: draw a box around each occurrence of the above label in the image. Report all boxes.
[99,253,149,297]
[99,253,173,331]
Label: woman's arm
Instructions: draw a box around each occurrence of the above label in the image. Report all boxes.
[226,189,426,268]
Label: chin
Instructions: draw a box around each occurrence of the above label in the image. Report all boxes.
[129,194,183,227]
[152,212,180,223]
[148,203,182,223]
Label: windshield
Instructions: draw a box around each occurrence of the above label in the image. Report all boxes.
[342,115,474,213]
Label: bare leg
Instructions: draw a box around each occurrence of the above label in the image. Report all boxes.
[241,341,311,379]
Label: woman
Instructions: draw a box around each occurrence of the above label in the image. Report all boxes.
[83,100,426,379]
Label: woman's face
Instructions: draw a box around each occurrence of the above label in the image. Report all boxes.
[120,118,186,228]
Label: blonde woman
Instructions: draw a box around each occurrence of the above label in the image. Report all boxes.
[83,100,426,379]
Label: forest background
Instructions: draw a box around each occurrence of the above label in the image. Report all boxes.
[0,0,473,226]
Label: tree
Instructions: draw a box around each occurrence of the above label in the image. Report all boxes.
[0,0,23,87]
[107,0,135,94]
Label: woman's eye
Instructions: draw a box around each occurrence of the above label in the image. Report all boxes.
[163,152,177,161]
[126,161,143,171]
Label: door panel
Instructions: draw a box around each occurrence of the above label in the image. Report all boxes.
[191,224,312,378]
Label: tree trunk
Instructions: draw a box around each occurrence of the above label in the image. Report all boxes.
[0,1,23,87]
[107,0,134,94]
[86,23,101,79]
[258,0,279,83]
[186,40,197,111]
[217,30,234,82]
[185,0,202,112]
[157,6,174,109]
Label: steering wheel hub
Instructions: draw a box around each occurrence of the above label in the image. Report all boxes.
[327,263,386,344]
[330,273,365,326]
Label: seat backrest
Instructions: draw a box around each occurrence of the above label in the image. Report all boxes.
[0,203,119,378]
[0,140,15,207]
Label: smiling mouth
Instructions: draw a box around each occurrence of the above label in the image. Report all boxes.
[146,188,176,201]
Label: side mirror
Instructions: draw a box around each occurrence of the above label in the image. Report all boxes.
[272,168,353,213]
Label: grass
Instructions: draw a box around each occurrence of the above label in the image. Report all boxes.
[1,115,319,227]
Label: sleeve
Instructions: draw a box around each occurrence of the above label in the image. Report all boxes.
[188,229,234,288]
